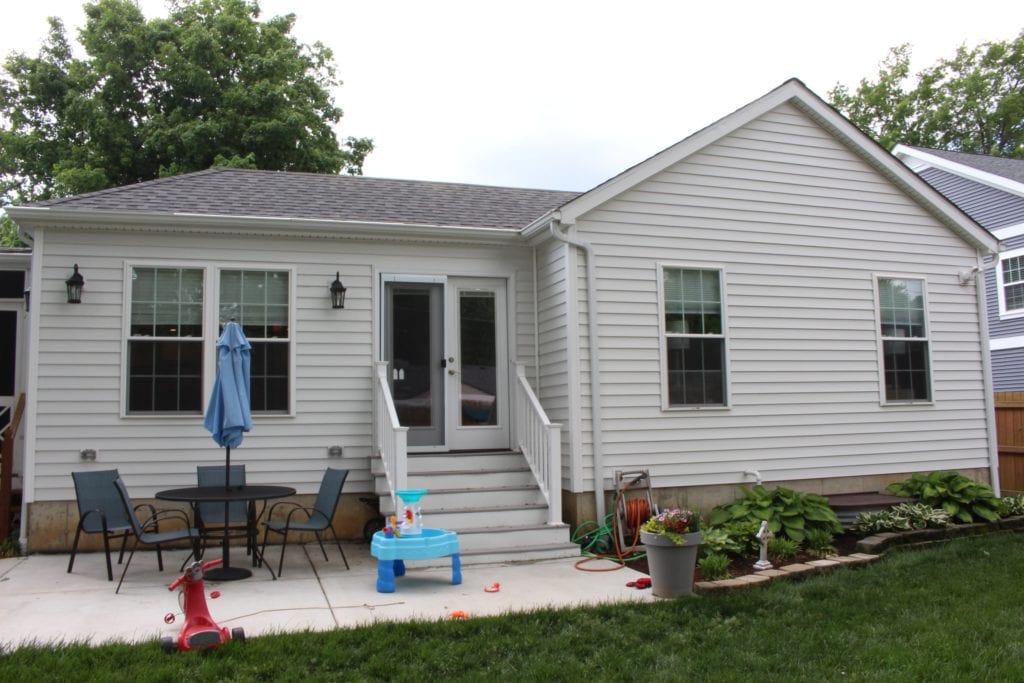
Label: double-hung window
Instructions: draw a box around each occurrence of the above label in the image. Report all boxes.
[997,250,1024,318]
[662,267,727,407]
[877,277,931,403]
[219,270,290,413]
[125,266,291,415]
[127,267,204,413]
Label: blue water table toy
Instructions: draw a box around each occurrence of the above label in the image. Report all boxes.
[395,488,428,536]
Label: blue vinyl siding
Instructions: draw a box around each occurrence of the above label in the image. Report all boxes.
[993,348,1024,391]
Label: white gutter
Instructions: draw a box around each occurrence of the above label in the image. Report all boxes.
[547,219,606,522]
[975,253,1001,495]
[5,206,524,245]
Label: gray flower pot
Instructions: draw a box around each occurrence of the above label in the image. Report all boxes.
[640,530,702,598]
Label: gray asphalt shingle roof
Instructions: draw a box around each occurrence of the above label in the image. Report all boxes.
[32,168,581,231]
[905,146,1024,185]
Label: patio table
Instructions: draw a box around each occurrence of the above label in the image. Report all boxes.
[370,527,461,592]
[156,485,295,581]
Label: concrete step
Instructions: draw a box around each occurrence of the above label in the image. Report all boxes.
[374,450,574,564]
[424,505,551,530]
[370,451,528,475]
[380,486,547,511]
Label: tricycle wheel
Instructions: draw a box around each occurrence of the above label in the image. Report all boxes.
[231,627,245,643]
[160,636,177,654]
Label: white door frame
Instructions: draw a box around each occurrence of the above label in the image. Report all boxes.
[379,274,511,452]
[444,277,509,451]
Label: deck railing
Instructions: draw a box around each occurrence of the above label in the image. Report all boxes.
[512,362,562,525]
[373,362,408,504]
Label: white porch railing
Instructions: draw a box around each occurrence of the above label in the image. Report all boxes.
[373,361,408,503]
[512,362,563,525]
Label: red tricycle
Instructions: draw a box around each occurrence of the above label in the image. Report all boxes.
[161,558,244,653]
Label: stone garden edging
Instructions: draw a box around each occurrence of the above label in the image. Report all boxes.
[693,515,1024,593]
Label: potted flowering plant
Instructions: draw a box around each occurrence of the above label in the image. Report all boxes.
[640,508,700,545]
[639,508,702,598]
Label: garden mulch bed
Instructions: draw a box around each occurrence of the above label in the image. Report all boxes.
[628,532,863,582]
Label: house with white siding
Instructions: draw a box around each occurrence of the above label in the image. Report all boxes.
[5,79,1001,559]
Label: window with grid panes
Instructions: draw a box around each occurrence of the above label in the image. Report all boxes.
[662,267,727,406]
[1001,255,1024,313]
[127,267,204,413]
[877,277,931,402]
[219,270,289,413]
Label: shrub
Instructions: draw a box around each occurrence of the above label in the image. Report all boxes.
[852,502,952,534]
[803,527,836,558]
[698,552,731,580]
[708,485,842,543]
[767,537,799,561]
[886,471,1001,524]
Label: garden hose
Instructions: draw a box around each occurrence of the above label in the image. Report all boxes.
[573,487,649,572]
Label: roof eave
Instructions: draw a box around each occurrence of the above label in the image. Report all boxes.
[892,145,1024,200]
[5,206,525,244]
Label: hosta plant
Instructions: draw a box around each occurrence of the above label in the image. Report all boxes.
[886,471,1001,524]
[852,502,952,534]
[709,485,842,543]
[699,526,742,557]
[1000,494,1024,517]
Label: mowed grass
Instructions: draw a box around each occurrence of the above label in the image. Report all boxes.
[5,532,1024,681]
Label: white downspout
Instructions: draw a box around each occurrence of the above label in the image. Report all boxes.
[975,253,1000,495]
[548,220,607,522]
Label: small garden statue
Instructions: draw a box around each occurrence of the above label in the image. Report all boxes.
[753,520,773,570]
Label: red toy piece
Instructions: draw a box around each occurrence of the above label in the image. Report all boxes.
[160,558,244,653]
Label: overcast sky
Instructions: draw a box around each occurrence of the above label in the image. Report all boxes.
[1,1,1021,191]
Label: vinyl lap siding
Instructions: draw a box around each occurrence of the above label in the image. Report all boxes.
[917,167,1024,230]
[31,229,535,502]
[535,239,576,488]
[992,348,1024,391]
[571,102,990,489]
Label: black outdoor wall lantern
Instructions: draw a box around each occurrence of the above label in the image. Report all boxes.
[65,264,85,304]
[330,271,347,309]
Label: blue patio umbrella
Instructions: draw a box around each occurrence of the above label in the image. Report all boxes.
[203,321,253,485]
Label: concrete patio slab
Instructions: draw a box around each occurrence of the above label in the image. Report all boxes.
[0,543,654,651]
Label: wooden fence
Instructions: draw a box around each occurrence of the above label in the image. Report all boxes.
[996,392,1024,495]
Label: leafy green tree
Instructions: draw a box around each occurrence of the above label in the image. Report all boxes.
[0,0,372,244]
[829,30,1024,156]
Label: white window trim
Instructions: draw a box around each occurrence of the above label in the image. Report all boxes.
[213,265,296,418]
[657,262,730,411]
[995,247,1024,320]
[872,273,934,407]
[120,261,296,419]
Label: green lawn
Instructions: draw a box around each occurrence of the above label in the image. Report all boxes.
[5,532,1024,681]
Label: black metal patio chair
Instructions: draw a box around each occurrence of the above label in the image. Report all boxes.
[260,468,350,577]
[112,476,202,593]
[68,469,135,581]
[196,464,250,555]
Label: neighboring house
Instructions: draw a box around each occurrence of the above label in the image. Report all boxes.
[7,79,1001,559]
[893,146,1024,389]
[893,145,1024,494]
